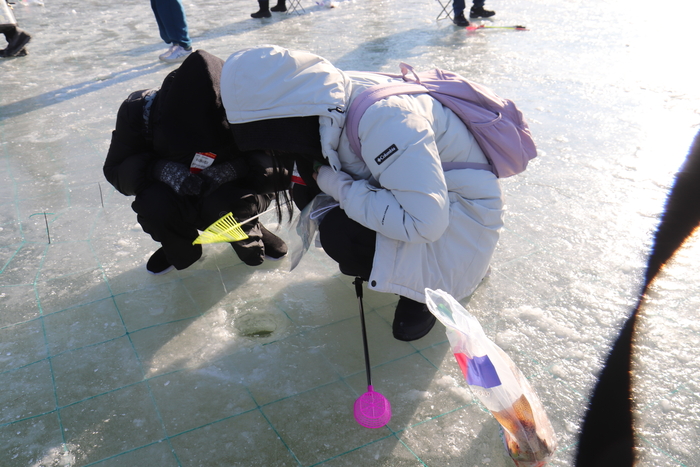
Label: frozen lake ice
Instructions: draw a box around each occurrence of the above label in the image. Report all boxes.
[1,0,699,465]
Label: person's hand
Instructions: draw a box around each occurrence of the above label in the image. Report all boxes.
[315,165,353,202]
[179,174,204,196]
[200,159,248,195]
[312,160,324,181]
[152,160,203,196]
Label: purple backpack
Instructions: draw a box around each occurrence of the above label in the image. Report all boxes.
[345,63,537,178]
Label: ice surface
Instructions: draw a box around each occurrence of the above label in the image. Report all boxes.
[1,0,700,465]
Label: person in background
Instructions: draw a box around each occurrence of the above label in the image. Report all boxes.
[104,50,288,274]
[220,46,504,342]
[452,0,495,27]
[1,0,31,57]
[251,0,287,18]
[151,0,193,63]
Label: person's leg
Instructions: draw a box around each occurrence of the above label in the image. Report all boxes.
[452,0,469,26]
[392,296,436,341]
[1,24,31,57]
[318,207,376,280]
[200,185,263,266]
[200,184,286,265]
[150,0,165,43]
[150,0,171,45]
[251,0,271,18]
[151,0,192,62]
[271,0,286,12]
[151,0,191,48]
[319,207,435,341]
[470,0,495,18]
[132,182,202,272]
[0,24,11,56]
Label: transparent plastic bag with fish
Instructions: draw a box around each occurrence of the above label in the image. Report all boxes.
[425,288,557,466]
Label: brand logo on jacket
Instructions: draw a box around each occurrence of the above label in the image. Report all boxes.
[375,144,398,165]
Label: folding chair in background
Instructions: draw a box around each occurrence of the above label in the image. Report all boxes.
[435,0,452,21]
[286,0,306,15]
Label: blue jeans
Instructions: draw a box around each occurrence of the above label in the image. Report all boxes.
[453,0,485,16]
[150,0,191,49]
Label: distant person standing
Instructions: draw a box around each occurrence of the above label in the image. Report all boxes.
[452,0,495,27]
[1,0,31,57]
[251,0,287,18]
[151,0,193,63]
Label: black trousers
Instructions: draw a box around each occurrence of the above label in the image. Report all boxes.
[319,207,427,312]
[291,184,376,281]
[318,207,376,281]
[132,181,269,269]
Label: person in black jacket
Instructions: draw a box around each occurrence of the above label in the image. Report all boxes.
[104,50,288,274]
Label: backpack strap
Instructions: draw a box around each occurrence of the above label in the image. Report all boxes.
[346,80,494,174]
[346,81,427,158]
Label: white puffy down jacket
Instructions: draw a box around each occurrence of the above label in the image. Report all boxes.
[221,45,504,303]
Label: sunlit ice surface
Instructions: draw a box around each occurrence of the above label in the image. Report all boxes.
[1,0,699,465]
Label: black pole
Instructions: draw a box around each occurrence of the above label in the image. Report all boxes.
[354,277,372,387]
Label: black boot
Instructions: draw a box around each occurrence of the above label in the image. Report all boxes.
[231,221,265,266]
[261,225,288,260]
[271,0,286,11]
[231,238,265,265]
[3,27,31,58]
[251,0,271,17]
[147,248,175,275]
[146,243,202,274]
[392,296,437,341]
[469,6,495,18]
[453,12,469,27]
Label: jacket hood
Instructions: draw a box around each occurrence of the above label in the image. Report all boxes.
[153,49,238,162]
[220,45,352,171]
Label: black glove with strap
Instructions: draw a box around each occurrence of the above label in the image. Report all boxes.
[152,160,203,196]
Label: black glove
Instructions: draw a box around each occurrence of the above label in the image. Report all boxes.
[152,160,203,196]
[200,158,248,195]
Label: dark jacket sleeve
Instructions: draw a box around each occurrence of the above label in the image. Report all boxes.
[103,91,156,196]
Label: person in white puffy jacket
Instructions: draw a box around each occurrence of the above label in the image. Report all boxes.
[220,45,505,341]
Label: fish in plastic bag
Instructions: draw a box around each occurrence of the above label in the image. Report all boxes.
[288,193,338,271]
[425,288,557,467]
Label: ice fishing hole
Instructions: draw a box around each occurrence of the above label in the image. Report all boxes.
[234,313,278,338]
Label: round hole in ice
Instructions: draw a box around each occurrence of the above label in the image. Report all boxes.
[234,313,277,338]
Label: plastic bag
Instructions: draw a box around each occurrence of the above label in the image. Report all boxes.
[288,193,338,271]
[425,288,557,467]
